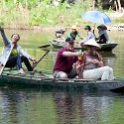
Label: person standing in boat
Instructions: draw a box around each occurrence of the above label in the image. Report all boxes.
[76,39,114,80]
[96,25,109,44]
[0,28,37,74]
[53,37,82,79]
[66,25,83,41]
[80,25,95,45]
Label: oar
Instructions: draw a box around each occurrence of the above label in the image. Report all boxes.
[32,44,50,69]
[32,50,50,69]
[38,44,50,48]
[0,44,14,75]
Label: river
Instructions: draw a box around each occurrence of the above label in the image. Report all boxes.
[0,29,124,124]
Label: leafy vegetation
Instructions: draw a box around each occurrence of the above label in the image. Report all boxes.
[0,0,123,29]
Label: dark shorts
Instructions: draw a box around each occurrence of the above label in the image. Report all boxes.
[53,68,77,78]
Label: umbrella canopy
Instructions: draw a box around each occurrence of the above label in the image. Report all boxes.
[82,10,111,24]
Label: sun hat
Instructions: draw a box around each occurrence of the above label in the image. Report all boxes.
[84,25,91,30]
[65,37,74,43]
[72,25,77,30]
[83,39,101,49]
[97,24,107,30]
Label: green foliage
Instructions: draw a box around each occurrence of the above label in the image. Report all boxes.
[0,0,122,28]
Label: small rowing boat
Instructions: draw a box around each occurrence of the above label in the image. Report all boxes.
[1,68,124,92]
[50,39,118,52]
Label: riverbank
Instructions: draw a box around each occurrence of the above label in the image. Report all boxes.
[1,1,124,31]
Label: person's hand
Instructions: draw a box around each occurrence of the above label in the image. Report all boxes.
[30,57,37,63]
[79,41,83,46]
[76,51,82,56]
[92,59,99,64]
[96,38,99,40]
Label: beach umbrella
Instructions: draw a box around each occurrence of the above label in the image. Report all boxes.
[82,10,111,33]
[82,10,111,24]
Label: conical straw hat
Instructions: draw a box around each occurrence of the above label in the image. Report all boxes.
[97,24,107,30]
[83,39,101,49]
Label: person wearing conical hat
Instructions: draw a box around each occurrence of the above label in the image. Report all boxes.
[66,25,83,41]
[96,24,109,44]
[76,39,114,80]
[80,25,95,45]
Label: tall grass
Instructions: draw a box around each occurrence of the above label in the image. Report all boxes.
[0,0,123,29]
[0,0,91,29]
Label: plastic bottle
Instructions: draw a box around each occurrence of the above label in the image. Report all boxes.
[78,50,82,65]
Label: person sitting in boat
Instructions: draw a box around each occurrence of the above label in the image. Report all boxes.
[0,28,37,74]
[76,39,114,80]
[55,28,65,38]
[80,25,95,45]
[53,37,82,79]
[66,25,83,41]
[96,25,109,44]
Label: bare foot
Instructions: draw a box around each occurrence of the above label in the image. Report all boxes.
[19,68,25,75]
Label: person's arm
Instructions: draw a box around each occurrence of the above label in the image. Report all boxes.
[18,46,37,63]
[77,31,83,39]
[93,60,104,67]
[62,51,81,57]
[0,28,10,46]
[66,30,71,38]
[81,32,92,43]
[98,30,106,38]
[92,53,104,67]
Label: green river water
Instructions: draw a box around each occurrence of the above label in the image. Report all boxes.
[0,29,124,124]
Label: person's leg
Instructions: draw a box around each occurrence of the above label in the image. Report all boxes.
[6,55,22,69]
[101,34,107,43]
[68,67,77,78]
[83,66,114,80]
[6,55,25,74]
[21,56,33,71]
[6,56,18,68]
[101,66,114,80]
[53,71,68,79]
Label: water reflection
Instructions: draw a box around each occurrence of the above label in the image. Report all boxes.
[53,92,83,124]
[100,52,117,67]
[0,86,124,124]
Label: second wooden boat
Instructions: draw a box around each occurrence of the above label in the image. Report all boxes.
[50,39,118,52]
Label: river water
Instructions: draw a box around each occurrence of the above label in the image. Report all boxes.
[0,29,124,124]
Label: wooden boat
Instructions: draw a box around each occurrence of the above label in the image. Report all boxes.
[0,68,124,92]
[50,39,118,52]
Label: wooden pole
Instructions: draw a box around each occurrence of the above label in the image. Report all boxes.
[117,0,122,12]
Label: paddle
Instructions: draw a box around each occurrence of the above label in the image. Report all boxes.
[38,44,50,48]
[32,50,50,69]
[32,44,50,69]
[0,44,14,75]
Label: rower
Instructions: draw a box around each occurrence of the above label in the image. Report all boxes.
[79,25,95,45]
[0,26,37,74]
[96,25,109,44]
[66,25,83,41]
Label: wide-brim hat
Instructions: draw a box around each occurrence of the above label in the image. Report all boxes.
[97,24,107,30]
[72,25,77,30]
[83,39,101,49]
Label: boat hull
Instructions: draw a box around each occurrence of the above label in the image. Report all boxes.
[50,40,118,52]
[1,72,124,92]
